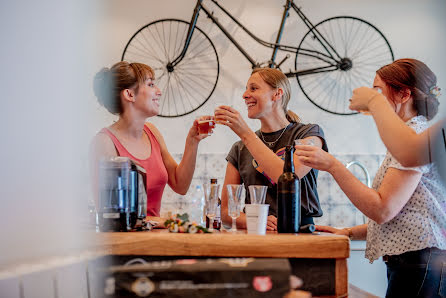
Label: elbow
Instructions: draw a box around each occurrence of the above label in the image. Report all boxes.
[171,183,188,195]
[170,179,190,195]
[395,152,421,168]
[177,187,188,195]
[372,209,397,225]
[221,208,231,225]
[399,160,418,168]
[222,214,231,225]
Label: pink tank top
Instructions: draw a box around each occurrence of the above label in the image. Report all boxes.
[101,125,168,216]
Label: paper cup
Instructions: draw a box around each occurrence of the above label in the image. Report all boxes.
[245,204,269,235]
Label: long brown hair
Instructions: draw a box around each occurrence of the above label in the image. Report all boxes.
[376,58,439,120]
[252,68,300,122]
[93,61,155,115]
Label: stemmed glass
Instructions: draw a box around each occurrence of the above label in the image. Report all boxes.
[203,183,220,232]
[227,184,244,232]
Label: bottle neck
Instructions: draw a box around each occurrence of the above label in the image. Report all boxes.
[283,146,294,173]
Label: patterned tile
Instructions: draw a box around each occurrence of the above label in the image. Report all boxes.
[330,204,357,228]
[205,153,228,179]
[159,152,384,228]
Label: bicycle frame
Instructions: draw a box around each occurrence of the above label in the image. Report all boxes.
[170,0,345,78]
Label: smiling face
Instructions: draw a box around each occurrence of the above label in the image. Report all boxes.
[134,76,162,117]
[243,72,278,119]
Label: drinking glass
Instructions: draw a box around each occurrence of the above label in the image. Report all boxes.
[226,184,243,232]
[203,183,220,232]
[196,116,215,135]
[248,185,268,204]
[214,102,232,124]
[294,138,316,147]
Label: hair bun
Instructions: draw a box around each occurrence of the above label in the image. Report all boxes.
[93,67,113,107]
[413,92,439,120]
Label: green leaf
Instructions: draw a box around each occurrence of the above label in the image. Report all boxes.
[177,213,190,222]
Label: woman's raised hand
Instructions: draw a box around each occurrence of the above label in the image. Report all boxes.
[349,87,383,112]
[294,145,338,172]
[189,116,213,142]
[214,105,252,138]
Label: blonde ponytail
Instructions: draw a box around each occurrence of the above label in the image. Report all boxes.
[286,110,300,123]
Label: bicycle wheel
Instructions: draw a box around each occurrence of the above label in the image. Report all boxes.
[122,19,219,117]
[295,16,394,115]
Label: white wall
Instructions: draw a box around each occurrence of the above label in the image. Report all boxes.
[0,0,101,267]
[88,0,446,158]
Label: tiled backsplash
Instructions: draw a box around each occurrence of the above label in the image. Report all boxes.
[161,153,385,228]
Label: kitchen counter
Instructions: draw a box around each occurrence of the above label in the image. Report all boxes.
[89,229,349,258]
[88,229,350,297]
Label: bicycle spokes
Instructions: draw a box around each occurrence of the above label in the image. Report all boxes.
[122,19,219,117]
[295,16,394,115]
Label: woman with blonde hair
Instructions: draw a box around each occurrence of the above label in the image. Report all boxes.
[218,68,328,230]
[91,61,209,220]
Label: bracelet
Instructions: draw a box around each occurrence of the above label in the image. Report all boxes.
[344,228,353,240]
[243,135,259,146]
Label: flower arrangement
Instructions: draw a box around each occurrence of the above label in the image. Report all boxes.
[164,213,210,233]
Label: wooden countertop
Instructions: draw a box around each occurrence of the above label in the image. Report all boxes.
[88,229,349,259]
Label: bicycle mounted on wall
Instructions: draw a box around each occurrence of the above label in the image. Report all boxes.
[122,0,394,117]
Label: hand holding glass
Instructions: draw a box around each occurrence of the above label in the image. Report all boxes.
[196,116,215,135]
[203,183,220,232]
[226,184,243,232]
[214,102,232,124]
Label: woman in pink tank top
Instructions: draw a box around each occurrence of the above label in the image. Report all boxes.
[90,61,211,219]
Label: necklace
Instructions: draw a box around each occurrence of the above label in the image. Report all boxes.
[259,125,288,147]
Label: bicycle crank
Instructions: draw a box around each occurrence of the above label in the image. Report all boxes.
[338,58,353,71]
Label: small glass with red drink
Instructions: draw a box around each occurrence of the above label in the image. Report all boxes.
[196,116,215,136]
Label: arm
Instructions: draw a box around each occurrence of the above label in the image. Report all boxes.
[220,162,244,228]
[89,133,118,208]
[215,106,322,183]
[370,99,445,167]
[350,87,444,167]
[295,146,422,224]
[316,224,368,240]
[146,121,207,195]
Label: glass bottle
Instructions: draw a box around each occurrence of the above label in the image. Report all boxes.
[206,178,221,230]
[277,145,300,233]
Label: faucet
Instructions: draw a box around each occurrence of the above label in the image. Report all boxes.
[345,160,371,225]
[345,160,371,188]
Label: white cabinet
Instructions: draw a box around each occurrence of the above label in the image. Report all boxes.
[348,240,387,297]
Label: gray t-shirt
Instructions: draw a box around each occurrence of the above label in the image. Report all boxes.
[226,122,328,224]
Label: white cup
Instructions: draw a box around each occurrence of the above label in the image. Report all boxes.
[245,204,269,235]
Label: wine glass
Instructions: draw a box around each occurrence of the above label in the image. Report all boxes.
[203,183,220,232]
[227,184,243,232]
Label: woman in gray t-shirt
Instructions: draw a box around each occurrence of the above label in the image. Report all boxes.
[215,68,328,231]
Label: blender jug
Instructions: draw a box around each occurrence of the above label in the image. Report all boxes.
[97,157,134,231]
